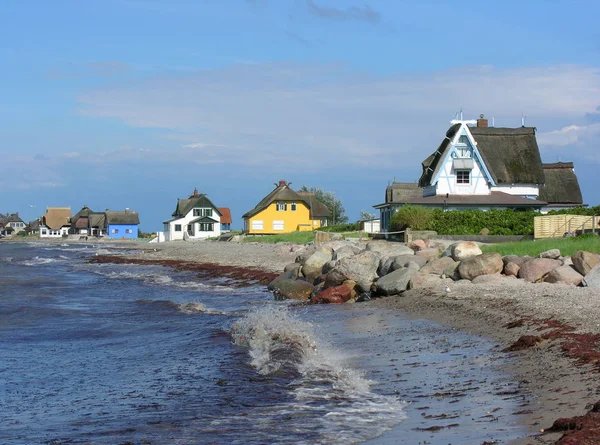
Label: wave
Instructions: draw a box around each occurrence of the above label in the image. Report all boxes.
[229,306,407,443]
[21,256,59,266]
[135,299,230,315]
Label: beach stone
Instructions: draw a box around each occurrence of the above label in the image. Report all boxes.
[457,252,503,281]
[544,266,584,286]
[472,274,504,284]
[504,262,520,277]
[405,261,421,271]
[342,280,358,299]
[333,244,362,261]
[426,240,447,251]
[392,254,426,270]
[582,264,600,288]
[409,239,427,250]
[502,255,530,267]
[538,249,561,260]
[561,256,573,267]
[312,285,352,304]
[269,278,313,300]
[375,267,419,296]
[322,260,337,274]
[302,247,334,284]
[571,251,600,276]
[365,241,413,257]
[415,248,440,262]
[325,251,380,290]
[451,241,482,261]
[442,261,461,281]
[283,263,302,278]
[295,245,317,264]
[420,257,456,276]
[518,258,562,283]
[409,272,443,289]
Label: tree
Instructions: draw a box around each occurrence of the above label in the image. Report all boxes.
[299,185,348,225]
[360,210,377,221]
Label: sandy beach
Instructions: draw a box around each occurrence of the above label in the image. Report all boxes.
[9,237,600,443]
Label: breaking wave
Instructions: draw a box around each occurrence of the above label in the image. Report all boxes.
[230,306,407,444]
[21,257,60,266]
[135,299,231,316]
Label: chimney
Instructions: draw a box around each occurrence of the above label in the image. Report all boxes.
[193,188,198,197]
[477,114,488,128]
[278,180,287,187]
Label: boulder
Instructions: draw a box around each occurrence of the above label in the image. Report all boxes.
[538,249,561,260]
[442,261,461,281]
[375,267,419,296]
[561,256,573,267]
[409,239,427,250]
[415,248,440,262]
[502,255,530,267]
[392,254,426,270]
[325,251,380,289]
[409,273,444,289]
[426,240,447,251]
[457,252,503,280]
[451,241,482,261]
[582,264,600,288]
[295,244,317,264]
[333,244,362,261]
[312,285,352,304]
[504,262,520,277]
[405,261,422,271]
[302,247,333,283]
[571,251,600,276]
[322,260,337,274]
[544,266,584,286]
[283,263,303,279]
[518,258,562,283]
[420,257,456,276]
[365,241,414,257]
[342,280,358,299]
[268,278,313,300]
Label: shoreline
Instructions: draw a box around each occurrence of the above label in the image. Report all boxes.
[6,238,600,443]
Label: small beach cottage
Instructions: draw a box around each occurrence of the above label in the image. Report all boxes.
[374,115,584,233]
[39,207,72,238]
[163,189,222,241]
[242,181,331,235]
[2,212,26,235]
[217,207,232,232]
[105,209,140,239]
[538,162,584,214]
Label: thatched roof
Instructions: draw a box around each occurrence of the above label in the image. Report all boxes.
[419,125,545,187]
[172,191,222,218]
[42,207,71,230]
[243,182,332,219]
[89,213,106,228]
[6,213,25,224]
[385,182,423,204]
[538,162,583,205]
[105,210,140,225]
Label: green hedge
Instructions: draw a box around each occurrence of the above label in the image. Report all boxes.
[548,205,600,216]
[390,205,535,235]
[319,223,360,232]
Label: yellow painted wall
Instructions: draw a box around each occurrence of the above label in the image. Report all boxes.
[245,201,323,234]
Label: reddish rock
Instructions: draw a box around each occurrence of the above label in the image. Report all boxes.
[504,262,520,277]
[312,285,352,304]
[518,258,562,283]
[409,239,427,250]
[415,248,440,262]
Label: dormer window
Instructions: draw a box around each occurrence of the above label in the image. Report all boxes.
[276,202,287,211]
[290,202,297,211]
[456,170,470,184]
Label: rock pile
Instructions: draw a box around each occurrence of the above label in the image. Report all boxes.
[268,239,600,304]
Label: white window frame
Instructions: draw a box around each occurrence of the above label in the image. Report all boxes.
[273,220,284,231]
[251,220,264,231]
[276,202,287,211]
[456,170,470,185]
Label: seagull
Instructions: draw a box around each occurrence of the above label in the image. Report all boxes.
[29,204,35,208]
[445,286,451,294]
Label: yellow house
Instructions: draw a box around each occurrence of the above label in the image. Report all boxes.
[243,180,332,234]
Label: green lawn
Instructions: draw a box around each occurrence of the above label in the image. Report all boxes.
[242,231,315,244]
[481,234,600,257]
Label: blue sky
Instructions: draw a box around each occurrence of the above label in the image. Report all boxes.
[2,0,599,231]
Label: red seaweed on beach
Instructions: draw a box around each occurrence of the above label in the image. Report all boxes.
[547,401,600,445]
[88,255,279,287]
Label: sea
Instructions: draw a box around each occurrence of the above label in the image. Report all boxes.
[0,242,529,445]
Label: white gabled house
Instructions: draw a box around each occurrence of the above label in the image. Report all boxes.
[375,115,584,233]
[163,189,222,241]
[39,207,72,238]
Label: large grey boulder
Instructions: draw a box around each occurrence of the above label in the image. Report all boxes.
[582,264,600,288]
[502,255,531,268]
[538,249,561,260]
[268,278,313,300]
[420,257,456,276]
[325,251,380,289]
[409,272,445,289]
[365,241,414,257]
[458,252,503,280]
[545,266,584,286]
[415,248,440,262]
[393,254,426,270]
[295,244,317,264]
[571,251,600,276]
[518,258,562,283]
[302,247,333,283]
[375,267,419,295]
[283,263,303,279]
[442,261,461,281]
[333,244,362,261]
[451,241,482,261]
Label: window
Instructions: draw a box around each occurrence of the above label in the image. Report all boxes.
[193,208,213,217]
[112,228,119,234]
[458,135,469,144]
[125,229,132,234]
[42,229,47,235]
[251,220,264,230]
[174,224,182,232]
[199,223,214,231]
[291,202,297,211]
[193,209,201,217]
[456,170,470,184]
[276,202,287,211]
[273,220,284,231]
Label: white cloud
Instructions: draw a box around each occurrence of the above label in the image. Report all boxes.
[73,62,599,169]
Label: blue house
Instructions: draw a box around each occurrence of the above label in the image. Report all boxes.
[105,209,140,239]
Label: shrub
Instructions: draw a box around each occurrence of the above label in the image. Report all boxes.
[320,223,360,233]
[390,205,435,231]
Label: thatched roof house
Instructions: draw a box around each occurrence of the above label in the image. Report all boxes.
[538,162,584,212]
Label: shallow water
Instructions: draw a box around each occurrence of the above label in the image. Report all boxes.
[0,242,526,444]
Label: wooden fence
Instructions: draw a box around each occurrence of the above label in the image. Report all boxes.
[534,214,599,239]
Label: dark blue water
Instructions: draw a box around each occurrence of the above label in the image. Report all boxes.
[0,242,527,445]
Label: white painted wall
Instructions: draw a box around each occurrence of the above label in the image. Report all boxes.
[491,184,539,197]
[434,155,490,195]
[164,207,221,241]
[39,226,69,238]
